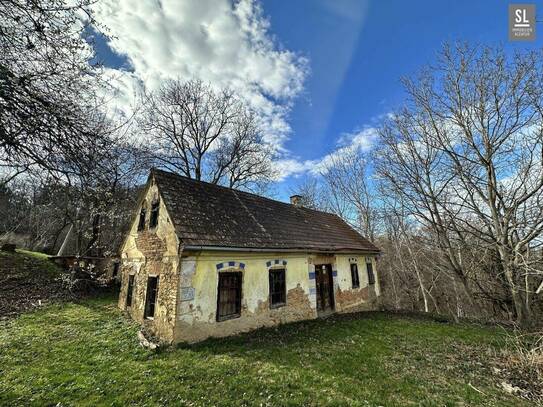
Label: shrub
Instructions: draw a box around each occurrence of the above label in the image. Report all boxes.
[499,329,543,402]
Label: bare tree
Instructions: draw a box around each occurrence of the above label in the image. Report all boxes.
[61,138,151,257]
[289,177,325,210]
[0,0,113,182]
[0,134,150,256]
[378,44,543,325]
[322,149,379,241]
[139,79,274,189]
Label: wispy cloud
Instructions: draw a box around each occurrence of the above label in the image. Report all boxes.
[274,125,379,181]
[92,0,308,152]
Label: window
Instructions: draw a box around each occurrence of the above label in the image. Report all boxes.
[126,274,135,307]
[144,276,159,319]
[269,268,286,308]
[217,272,242,321]
[350,263,360,288]
[112,262,120,278]
[149,199,160,228]
[137,206,146,231]
[367,262,375,285]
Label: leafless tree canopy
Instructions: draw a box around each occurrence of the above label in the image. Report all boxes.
[322,149,378,241]
[288,45,543,326]
[0,0,152,255]
[1,141,150,256]
[139,79,274,189]
[377,44,543,325]
[290,149,379,242]
[0,0,112,181]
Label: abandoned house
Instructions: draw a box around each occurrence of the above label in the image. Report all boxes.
[118,169,381,343]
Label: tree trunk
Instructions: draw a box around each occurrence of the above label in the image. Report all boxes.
[85,213,101,254]
[504,265,531,326]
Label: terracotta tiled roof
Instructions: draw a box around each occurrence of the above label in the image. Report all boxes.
[152,169,380,253]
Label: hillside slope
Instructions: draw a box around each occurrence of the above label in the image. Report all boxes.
[0,250,69,318]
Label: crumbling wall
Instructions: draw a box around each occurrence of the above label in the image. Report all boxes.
[333,254,380,313]
[172,251,381,343]
[118,180,180,343]
[174,252,317,343]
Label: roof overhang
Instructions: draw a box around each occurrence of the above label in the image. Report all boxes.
[181,245,381,255]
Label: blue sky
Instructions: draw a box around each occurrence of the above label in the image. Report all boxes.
[263,1,542,179]
[92,0,543,200]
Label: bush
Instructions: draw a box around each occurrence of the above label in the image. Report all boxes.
[499,329,543,402]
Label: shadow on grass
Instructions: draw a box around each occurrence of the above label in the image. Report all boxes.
[169,311,510,405]
[182,310,501,354]
[176,311,453,377]
[0,298,524,406]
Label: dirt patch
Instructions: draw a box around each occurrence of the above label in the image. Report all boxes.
[0,250,115,319]
[493,330,543,403]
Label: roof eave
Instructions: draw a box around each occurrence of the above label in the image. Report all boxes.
[181,244,381,254]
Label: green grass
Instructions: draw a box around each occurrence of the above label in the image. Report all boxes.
[1,249,59,276]
[0,296,527,407]
[15,248,51,260]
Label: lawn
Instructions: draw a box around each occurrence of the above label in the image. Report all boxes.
[0,296,527,407]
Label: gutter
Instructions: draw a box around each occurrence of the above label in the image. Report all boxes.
[182,245,381,255]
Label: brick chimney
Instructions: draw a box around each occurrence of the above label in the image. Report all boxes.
[290,195,303,207]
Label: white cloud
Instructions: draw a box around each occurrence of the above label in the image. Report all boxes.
[274,126,379,181]
[336,127,379,152]
[273,159,311,180]
[309,126,379,175]
[92,0,308,150]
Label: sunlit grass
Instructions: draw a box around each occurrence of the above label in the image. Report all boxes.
[1,249,59,277]
[0,296,526,406]
[15,249,51,259]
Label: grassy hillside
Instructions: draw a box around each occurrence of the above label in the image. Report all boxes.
[0,249,67,318]
[0,296,529,406]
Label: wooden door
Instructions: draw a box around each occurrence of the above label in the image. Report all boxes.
[217,272,242,321]
[315,264,335,312]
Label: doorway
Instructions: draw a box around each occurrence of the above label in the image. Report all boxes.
[315,264,335,314]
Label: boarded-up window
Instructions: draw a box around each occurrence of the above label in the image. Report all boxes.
[350,263,360,288]
[144,276,159,319]
[126,274,135,307]
[367,262,375,285]
[269,268,286,308]
[137,207,146,231]
[217,272,242,321]
[149,200,160,228]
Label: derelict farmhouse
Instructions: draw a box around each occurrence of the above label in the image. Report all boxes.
[118,169,381,343]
